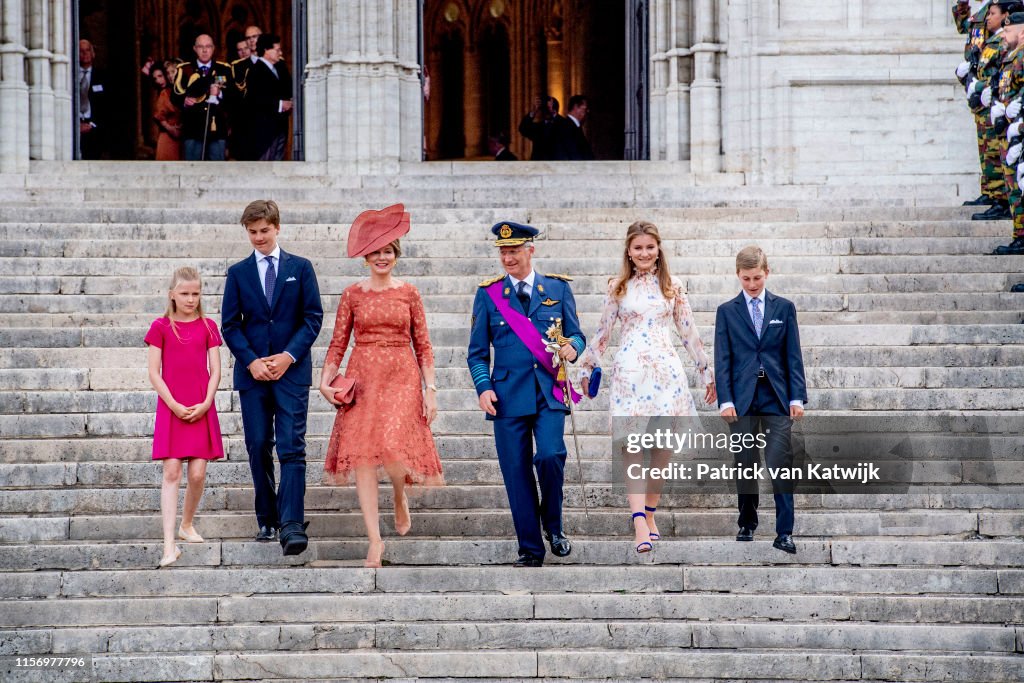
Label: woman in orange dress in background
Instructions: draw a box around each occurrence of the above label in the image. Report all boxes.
[319,204,444,567]
[151,64,182,161]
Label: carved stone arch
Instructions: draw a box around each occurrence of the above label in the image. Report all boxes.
[221,0,268,56]
[425,0,472,48]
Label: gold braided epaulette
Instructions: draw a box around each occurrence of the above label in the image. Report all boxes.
[478,275,505,287]
[544,273,573,281]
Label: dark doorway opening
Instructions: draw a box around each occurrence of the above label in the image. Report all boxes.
[422,0,640,161]
[75,0,302,160]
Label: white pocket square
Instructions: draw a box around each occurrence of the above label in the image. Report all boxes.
[769,319,783,325]
[285,276,297,282]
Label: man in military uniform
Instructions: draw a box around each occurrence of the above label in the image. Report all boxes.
[966,1,1021,219]
[172,34,234,161]
[955,2,994,206]
[989,12,1024,256]
[467,222,586,567]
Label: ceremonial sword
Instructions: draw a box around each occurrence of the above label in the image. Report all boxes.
[549,319,590,519]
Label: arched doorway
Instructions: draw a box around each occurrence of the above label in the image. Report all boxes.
[75,0,299,160]
[423,0,632,161]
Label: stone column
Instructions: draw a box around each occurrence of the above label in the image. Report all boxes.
[689,0,721,173]
[303,0,330,162]
[50,0,72,160]
[649,0,691,161]
[1,0,30,172]
[28,0,56,160]
[323,0,422,173]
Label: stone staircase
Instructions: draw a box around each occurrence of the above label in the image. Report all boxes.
[1,161,1024,682]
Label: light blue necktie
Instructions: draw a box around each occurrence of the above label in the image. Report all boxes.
[751,297,763,338]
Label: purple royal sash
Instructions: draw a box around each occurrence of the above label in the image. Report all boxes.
[486,280,581,405]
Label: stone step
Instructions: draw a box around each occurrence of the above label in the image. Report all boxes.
[1,509,1000,543]
[4,484,1019,516]
[1,538,1022,571]
[0,219,1012,243]
[5,565,1014,599]
[4,235,1015,261]
[7,271,1022,297]
[5,365,1024,393]
[5,254,1021,280]
[6,429,1021,463]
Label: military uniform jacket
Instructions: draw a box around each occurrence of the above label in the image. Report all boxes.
[171,60,234,141]
[956,1,990,58]
[467,273,586,420]
[971,31,1010,114]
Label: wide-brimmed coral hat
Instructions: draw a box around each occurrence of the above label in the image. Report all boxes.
[346,204,411,258]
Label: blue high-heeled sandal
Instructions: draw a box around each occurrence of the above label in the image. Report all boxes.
[645,506,660,540]
[633,511,653,553]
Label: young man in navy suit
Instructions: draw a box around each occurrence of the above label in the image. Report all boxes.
[714,245,807,554]
[222,200,323,555]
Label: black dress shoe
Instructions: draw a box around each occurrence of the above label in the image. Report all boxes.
[255,526,278,542]
[280,521,310,556]
[993,237,1024,255]
[736,527,755,542]
[1011,282,1024,292]
[545,531,572,557]
[973,203,1011,221]
[963,194,996,206]
[773,534,797,554]
[513,553,544,568]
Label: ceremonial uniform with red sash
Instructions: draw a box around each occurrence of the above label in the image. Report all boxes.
[467,222,585,564]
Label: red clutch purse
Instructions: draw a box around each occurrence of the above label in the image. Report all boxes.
[329,374,356,404]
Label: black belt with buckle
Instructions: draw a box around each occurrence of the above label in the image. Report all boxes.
[757,369,767,379]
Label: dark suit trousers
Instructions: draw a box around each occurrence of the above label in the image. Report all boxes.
[730,378,795,535]
[492,379,568,559]
[239,379,309,529]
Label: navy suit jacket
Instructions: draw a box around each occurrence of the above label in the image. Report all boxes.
[221,249,323,391]
[714,290,807,416]
[467,273,586,420]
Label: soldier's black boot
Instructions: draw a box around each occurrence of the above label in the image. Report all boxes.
[963,194,996,206]
[1010,282,1024,292]
[993,237,1024,255]
[973,202,1012,220]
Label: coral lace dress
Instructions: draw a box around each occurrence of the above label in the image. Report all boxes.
[323,282,444,485]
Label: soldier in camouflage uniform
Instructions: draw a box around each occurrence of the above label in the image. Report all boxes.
[956,2,994,206]
[966,1,1021,220]
[990,13,1024,256]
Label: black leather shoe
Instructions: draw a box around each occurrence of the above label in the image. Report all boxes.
[773,534,797,554]
[993,237,1024,255]
[736,527,755,542]
[973,203,1011,220]
[963,194,996,206]
[1011,282,1024,292]
[255,526,277,542]
[513,553,544,568]
[545,531,572,557]
[280,521,310,556]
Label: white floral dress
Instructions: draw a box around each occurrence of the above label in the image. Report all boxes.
[580,273,713,425]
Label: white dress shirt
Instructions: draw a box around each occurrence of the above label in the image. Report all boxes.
[508,270,536,301]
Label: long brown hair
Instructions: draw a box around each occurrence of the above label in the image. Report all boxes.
[610,221,676,300]
[163,266,209,341]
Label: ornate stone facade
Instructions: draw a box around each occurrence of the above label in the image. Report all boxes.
[0,0,976,183]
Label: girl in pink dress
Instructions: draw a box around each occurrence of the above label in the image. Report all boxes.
[145,267,224,567]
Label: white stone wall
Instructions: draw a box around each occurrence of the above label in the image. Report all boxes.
[722,0,977,185]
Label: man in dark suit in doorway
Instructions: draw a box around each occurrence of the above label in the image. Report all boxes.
[715,245,807,555]
[554,95,594,160]
[78,39,108,160]
[222,200,323,555]
[245,34,293,161]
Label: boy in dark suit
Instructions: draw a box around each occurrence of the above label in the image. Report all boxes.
[222,200,323,555]
[714,245,807,554]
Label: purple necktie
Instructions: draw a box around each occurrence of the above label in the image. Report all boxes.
[264,256,276,306]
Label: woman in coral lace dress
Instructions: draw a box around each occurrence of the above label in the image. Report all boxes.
[319,204,444,567]
[579,221,716,554]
